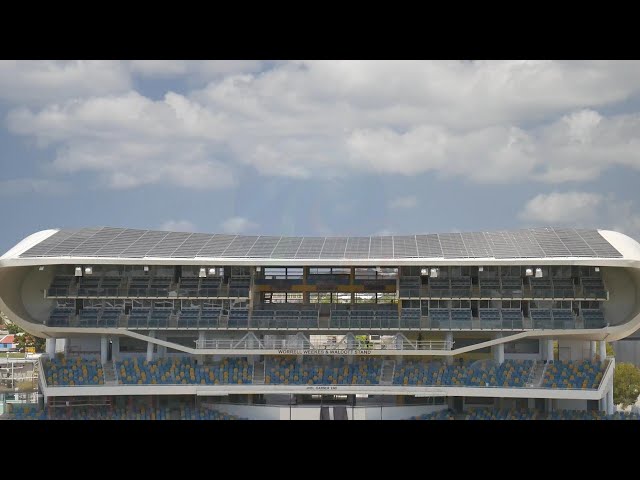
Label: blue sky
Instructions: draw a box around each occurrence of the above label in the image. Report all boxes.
[1,60,640,253]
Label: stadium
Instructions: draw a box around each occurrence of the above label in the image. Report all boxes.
[1,225,640,420]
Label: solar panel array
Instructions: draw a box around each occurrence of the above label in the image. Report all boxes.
[18,226,623,259]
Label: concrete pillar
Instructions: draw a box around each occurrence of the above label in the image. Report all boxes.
[493,333,504,364]
[607,386,615,415]
[112,337,120,362]
[545,339,554,362]
[446,332,454,365]
[590,341,597,361]
[599,341,607,363]
[197,331,206,349]
[146,331,156,362]
[600,393,607,413]
[100,336,108,365]
[45,338,56,358]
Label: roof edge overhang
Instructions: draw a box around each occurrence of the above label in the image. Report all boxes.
[1,255,639,269]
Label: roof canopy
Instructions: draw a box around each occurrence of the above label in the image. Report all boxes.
[17,227,622,261]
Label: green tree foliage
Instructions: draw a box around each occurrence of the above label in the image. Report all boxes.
[5,323,45,353]
[613,362,640,408]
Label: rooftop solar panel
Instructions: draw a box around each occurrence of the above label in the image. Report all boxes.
[16,227,624,260]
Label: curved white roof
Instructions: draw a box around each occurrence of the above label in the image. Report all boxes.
[0,226,633,265]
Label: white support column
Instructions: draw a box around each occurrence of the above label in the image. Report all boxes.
[45,338,56,358]
[545,339,554,362]
[600,393,607,413]
[446,332,454,365]
[100,336,108,365]
[112,337,120,362]
[599,341,607,363]
[146,332,156,362]
[607,386,615,415]
[590,341,597,361]
[493,333,504,365]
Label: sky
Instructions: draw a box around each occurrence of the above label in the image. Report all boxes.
[1,60,640,253]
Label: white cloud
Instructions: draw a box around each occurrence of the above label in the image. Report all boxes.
[221,217,258,234]
[6,61,640,188]
[518,191,640,242]
[7,91,235,190]
[0,178,67,196]
[389,195,417,209]
[128,60,268,79]
[159,220,197,232]
[0,61,131,105]
[518,192,603,224]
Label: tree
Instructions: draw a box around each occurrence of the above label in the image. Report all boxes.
[613,362,640,408]
[5,323,45,353]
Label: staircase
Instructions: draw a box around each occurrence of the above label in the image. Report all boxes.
[252,360,265,385]
[103,361,118,385]
[379,360,396,385]
[525,361,546,388]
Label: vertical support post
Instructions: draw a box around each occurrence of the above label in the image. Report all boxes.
[590,341,597,362]
[112,337,120,362]
[100,336,108,365]
[607,386,614,415]
[545,339,554,362]
[147,331,155,362]
[46,338,56,358]
[493,333,504,365]
[599,341,607,363]
[446,332,454,365]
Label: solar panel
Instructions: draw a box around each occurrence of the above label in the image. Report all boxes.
[344,237,370,258]
[146,232,192,257]
[439,233,469,259]
[393,235,418,258]
[20,229,78,257]
[246,236,281,258]
[576,229,623,258]
[295,237,325,259]
[15,226,624,259]
[94,229,147,257]
[320,237,348,258]
[222,236,259,257]
[553,228,595,257]
[530,227,571,257]
[68,227,126,257]
[270,237,303,258]
[510,230,545,258]
[44,227,103,256]
[461,232,492,258]
[369,236,393,258]
[485,231,518,259]
[196,235,236,258]
[416,234,443,258]
[171,233,213,258]
[120,230,169,258]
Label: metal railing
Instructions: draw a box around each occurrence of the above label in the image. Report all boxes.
[194,337,453,351]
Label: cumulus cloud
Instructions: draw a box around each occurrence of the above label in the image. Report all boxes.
[221,217,258,234]
[159,220,197,232]
[7,91,235,190]
[389,195,417,209]
[6,61,640,188]
[0,61,131,105]
[519,191,640,242]
[518,192,603,224]
[128,60,269,79]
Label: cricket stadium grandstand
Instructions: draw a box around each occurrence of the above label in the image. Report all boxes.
[1,226,640,420]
